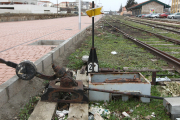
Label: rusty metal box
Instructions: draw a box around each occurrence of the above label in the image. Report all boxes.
[88,72,151,103]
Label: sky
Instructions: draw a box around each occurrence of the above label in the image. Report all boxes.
[48,0,171,11]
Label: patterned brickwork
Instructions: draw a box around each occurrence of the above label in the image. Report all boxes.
[0,16,101,84]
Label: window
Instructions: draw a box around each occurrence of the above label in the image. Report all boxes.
[0,7,14,9]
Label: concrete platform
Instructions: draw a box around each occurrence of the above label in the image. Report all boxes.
[0,16,101,85]
[163,97,180,120]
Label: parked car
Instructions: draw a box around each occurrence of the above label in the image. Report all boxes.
[137,14,145,17]
[150,13,161,18]
[159,13,170,18]
[74,11,79,15]
[173,12,180,19]
[141,14,146,18]
[144,14,152,18]
[167,13,180,19]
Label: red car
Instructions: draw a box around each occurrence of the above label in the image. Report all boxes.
[159,13,170,18]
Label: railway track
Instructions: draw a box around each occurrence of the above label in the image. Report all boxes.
[143,17,180,24]
[109,17,180,45]
[124,18,180,34]
[103,17,180,73]
[128,17,180,29]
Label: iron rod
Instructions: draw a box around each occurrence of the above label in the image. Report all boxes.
[84,87,164,99]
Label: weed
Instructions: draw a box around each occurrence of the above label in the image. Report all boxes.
[66,29,167,70]
[92,86,170,120]
[18,96,40,120]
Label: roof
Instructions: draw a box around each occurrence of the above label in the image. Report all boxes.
[39,1,51,3]
[0,2,23,4]
[61,2,69,3]
[128,0,170,10]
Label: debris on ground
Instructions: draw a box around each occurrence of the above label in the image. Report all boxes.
[56,110,69,119]
[157,82,180,97]
[111,51,117,55]
[94,113,104,120]
[122,111,130,117]
[151,112,155,117]
[82,55,89,63]
[88,114,94,120]
[145,115,152,119]
[89,105,110,119]
[129,109,133,113]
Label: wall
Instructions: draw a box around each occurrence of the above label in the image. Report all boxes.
[132,8,141,15]
[142,1,164,14]
[0,5,57,13]
[0,14,76,22]
[0,13,76,22]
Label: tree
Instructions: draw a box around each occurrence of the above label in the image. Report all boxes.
[125,0,137,11]
[119,4,122,13]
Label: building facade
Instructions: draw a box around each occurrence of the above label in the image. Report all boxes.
[59,1,92,14]
[37,1,54,7]
[0,0,37,5]
[120,7,132,16]
[171,0,180,13]
[128,0,170,16]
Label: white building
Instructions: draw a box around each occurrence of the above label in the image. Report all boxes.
[37,1,54,7]
[0,0,37,5]
[0,5,57,13]
[0,0,58,13]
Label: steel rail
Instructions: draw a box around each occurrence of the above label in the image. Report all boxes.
[125,18,180,34]
[110,18,180,45]
[110,17,180,45]
[103,19,180,72]
[137,18,180,29]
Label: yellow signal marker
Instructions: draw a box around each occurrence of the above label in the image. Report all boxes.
[86,7,103,17]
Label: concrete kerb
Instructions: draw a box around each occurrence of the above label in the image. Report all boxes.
[0,75,27,108]
[0,17,102,119]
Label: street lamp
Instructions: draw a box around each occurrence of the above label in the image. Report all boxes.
[57,0,58,14]
[79,0,81,30]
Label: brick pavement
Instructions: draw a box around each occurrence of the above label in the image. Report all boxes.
[0,16,101,85]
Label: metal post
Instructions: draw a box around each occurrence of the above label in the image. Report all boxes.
[92,1,94,72]
[92,1,94,48]
[95,0,97,21]
[79,0,81,30]
[87,1,98,73]
[151,72,156,85]
[57,0,58,14]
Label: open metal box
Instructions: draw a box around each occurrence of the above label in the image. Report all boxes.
[89,72,151,103]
